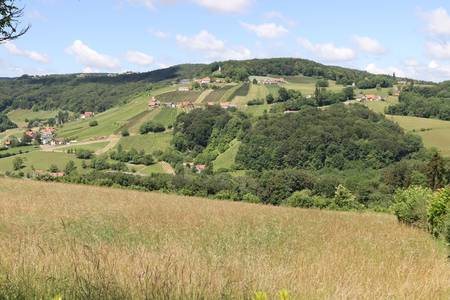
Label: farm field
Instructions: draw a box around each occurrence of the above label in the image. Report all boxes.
[203,85,235,103]
[7,109,58,127]
[64,141,110,152]
[0,151,84,174]
[0,178,448,299]
[155,90,202,103]
[232,83,270,105]
[117,132,172,153]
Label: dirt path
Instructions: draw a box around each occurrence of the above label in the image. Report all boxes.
[195,89,213,104]
[95,135,120,155]
[160,161,175,175]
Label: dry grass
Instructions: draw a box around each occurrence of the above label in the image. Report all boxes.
[0,178,448,299]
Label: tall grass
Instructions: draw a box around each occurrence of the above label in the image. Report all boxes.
[0,178,448,299]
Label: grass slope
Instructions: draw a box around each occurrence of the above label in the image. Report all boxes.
[0,178,448,299]
[117,132,172,153]
[213,140,241,171]
[7,109,58,127]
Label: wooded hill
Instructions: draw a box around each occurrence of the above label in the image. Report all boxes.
[0,58,423,114]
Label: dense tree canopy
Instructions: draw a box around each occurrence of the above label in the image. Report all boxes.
[0,113,17,132]
[236,105,423,171]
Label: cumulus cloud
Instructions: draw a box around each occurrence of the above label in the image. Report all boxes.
[426,41,450,60]
[365,63,404,77]
[298,38,356,62]
[353,35,386,55]
[421,7,450,36]
[3,42,49,64]
[193,0,252,13]
[241,22,288,39]
[126,51,154,65]
[176,30,225,51]
[176,30,251,60]
[150,30,169,39]
[66,40,120,70]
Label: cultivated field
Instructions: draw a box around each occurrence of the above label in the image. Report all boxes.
[155,90,202,103]
[0,178,448,299]
[117,132,172,153]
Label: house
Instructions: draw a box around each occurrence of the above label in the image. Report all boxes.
[40,127,56,145]
[163,102,177,108]
[53,137,66,145]
[178,86,190,92]
[194,164,207,173]
[220,102,237,110]
[148,97,160,109]
[364,94,382,101]
[81,112,94,119]
[4,139,12,146]
[206,102,215,107]
[195,77,211,85]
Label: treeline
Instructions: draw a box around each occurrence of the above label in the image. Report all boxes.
[386,91,450,121]
[0,113,17,133]
[0,64,204,114]
[205,58,397,87]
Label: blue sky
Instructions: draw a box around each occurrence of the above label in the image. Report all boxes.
[2,0,450,81]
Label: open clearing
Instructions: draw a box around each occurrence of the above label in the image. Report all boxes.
[7,109,58,127]
[117,132,172,153]
[0,178,448,299]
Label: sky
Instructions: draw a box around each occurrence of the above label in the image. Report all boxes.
[2,0,450,81]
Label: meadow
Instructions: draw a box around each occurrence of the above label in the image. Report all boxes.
[0,178,448,299]
[117,132,172,153]
[7,109,58,127]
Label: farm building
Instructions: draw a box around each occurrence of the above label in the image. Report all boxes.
[24,130,37,139]
[178,86,191,92]
[81,112,94,119]
[364,95,382,101]
[220,102,237,110]
[148,97,160,109]
[194,164,207,173]
[194,77,211,85]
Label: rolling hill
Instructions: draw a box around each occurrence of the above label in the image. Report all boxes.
[0,177,448,299]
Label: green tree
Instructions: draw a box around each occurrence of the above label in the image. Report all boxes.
[392,186,433,228]
[427,187,450,242]
[0,0,29,42]
[12,156,24,170]
[64,160,77,175]
[427,153,446,190]
[48,164,59,173]
[332,184,362,210]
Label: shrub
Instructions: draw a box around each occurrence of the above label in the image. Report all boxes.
[242,193,261,204]
[285,189,314,208]
[121,129,130,137]
[427,187,450,243]
[247,99,264,106]
[74,149,94,159]
[89,120,98,127]
[392,186,433,229]
[140,121,165,134]
[331,184,363,210]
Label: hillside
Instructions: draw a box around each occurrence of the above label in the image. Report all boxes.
[0,177,448,299]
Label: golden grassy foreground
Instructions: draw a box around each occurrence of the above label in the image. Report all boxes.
[0,178,449,299]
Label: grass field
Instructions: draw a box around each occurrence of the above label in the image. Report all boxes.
[0,145,39,155]
[7,109,58,127]
[151,108,179,127]
[138,162,166,175]
[387,115,450,156]
[0,151,84,174]
[0,178,448,299]
[213,139,241,171]
[232,83,270,105]
[117,132,172,153]
[64,141,110,152]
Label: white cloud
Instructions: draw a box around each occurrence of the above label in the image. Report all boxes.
[176,30,225,51]
[66,40,120,70]
[426,41,450,59]
[241,22,288,39]
[421,8,450,36]
[152,30,169,39]
[193,0,252,13]
[128,0,157,10]
[3,42,49,64]
[262,11,297,27]
[298,38,356,62]
[353,35,386,55]
[176,30,251,60]
[365,63,404,77]
[126,51,154,65]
